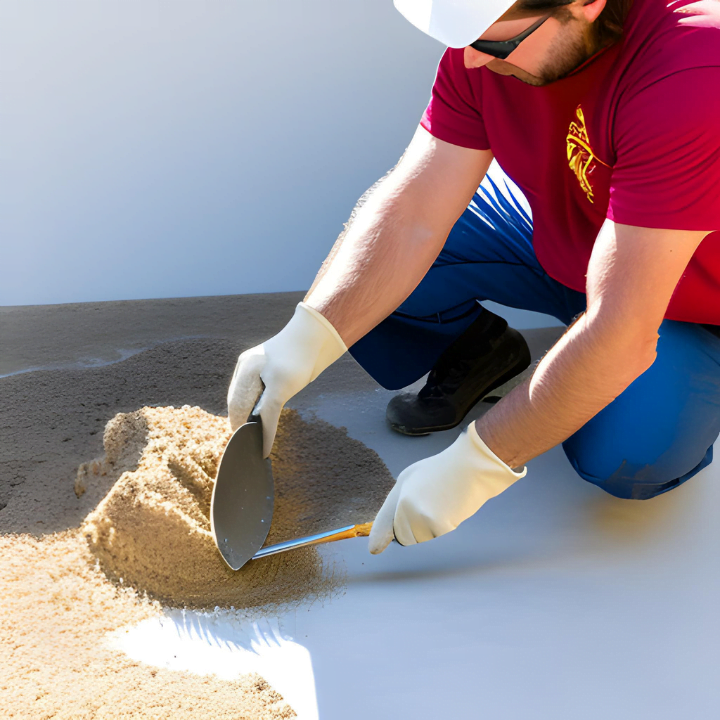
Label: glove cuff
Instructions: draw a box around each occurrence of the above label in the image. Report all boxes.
[466,422,526,479]
[293,302,348,381]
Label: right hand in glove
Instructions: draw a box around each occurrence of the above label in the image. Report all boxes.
[368,422,526,554]
[227,302,347,458]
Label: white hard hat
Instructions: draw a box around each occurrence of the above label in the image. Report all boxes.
[394,0,518,49]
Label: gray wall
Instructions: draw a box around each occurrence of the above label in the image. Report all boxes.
[1,0,561,329]
[1,0,444,305]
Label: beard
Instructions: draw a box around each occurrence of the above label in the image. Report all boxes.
[532,27,595,85]
[486,17,598,87]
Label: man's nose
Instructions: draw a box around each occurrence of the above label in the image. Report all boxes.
[464,46,494,69]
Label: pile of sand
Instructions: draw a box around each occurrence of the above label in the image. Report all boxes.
[78,405,393,610]
[78,405,299,608]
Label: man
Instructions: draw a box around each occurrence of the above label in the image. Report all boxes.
[227,0,720,555]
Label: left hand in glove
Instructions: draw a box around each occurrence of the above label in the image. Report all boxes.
[368,422,526,554]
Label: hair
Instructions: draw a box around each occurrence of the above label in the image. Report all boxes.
[516,0,635,47]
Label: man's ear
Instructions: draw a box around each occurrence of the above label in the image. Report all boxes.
[581,0,608,23]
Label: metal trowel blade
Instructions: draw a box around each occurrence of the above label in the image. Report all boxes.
[211,415,274,571]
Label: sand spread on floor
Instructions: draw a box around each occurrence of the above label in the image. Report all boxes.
[1,402,395,717]
[78,405,393,610]
[0,532,296,719]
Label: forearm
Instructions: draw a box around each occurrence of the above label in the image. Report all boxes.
[304,127,493,347]
[305,165,396,301]
[304,179,443,347]
[476,313,658,469]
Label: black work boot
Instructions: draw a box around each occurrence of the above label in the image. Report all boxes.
[386,309,531,435]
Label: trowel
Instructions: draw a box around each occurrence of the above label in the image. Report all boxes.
[211,414,372,571]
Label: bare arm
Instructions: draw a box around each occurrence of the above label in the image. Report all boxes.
[476,221,712,468]
[304,125,493,347]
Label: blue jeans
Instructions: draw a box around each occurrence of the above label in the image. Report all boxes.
[349,164,720,500]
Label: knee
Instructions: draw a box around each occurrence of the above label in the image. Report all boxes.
[562,440,712,501]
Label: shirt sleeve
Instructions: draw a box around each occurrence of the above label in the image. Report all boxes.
[420,48,491,151]
[607,67,720,231]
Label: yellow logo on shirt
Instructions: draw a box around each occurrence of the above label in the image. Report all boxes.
[566,105,609,204]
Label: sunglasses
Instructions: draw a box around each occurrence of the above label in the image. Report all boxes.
[469,14,551,59]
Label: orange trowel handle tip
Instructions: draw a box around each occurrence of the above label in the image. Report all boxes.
[325,522,373,543]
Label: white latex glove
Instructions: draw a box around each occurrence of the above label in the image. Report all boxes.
[369,422,526,554]
[227,302,347,457]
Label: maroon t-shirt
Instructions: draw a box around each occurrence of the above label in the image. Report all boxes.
[421,0,720,324]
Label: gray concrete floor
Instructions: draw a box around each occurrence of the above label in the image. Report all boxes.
[2,292,718,719]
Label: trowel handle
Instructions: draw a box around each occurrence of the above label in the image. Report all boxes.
[320,522,373,542]
[252,522,373,560]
